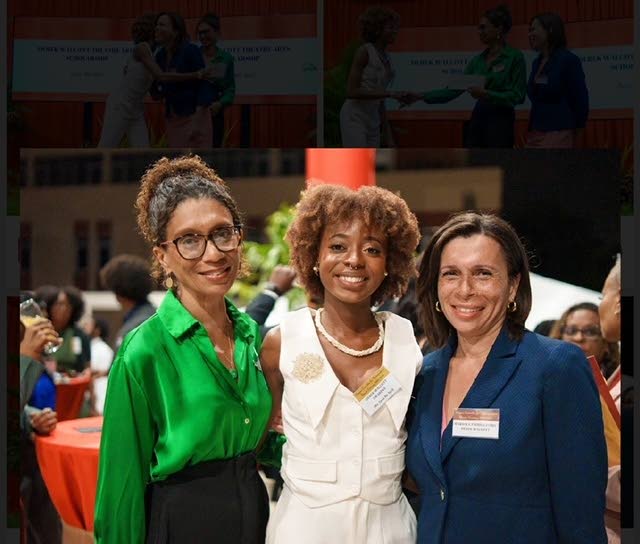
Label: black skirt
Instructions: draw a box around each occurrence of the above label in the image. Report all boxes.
[146,452,269,544]
[464,100,516,148]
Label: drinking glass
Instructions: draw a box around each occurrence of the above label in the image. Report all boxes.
[19,298,60,355]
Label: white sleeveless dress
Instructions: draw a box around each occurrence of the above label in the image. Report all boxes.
[339,42,394,147]
[266,308,421,544]
[98,42,154,147]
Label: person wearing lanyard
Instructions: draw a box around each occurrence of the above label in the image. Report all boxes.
[94,155,280,543]
[261,184,422,543]
[525,12,589,148]
[420,5,525,148]
[407,212,607,543]
[197,13,236,147]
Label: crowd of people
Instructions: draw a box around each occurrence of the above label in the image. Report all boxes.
[98,11,235,148]
[340,5,589,148]
[20,155,623,543]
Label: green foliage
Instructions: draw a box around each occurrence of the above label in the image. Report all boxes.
[229,203,306,309]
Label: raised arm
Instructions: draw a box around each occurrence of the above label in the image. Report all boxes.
[135,43,205,82]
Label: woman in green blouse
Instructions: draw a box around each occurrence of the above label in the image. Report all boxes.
[422,5,525,147]
[197,13,236,147]
[94,155,277,543]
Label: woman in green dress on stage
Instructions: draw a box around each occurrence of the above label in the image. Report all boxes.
[421,5,526,147]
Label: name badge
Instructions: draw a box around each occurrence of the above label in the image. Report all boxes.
[353,366,401,416]
[71,336,82,355]
[492,63,505,73]
[452,408,499,439]
[535,75,549,85]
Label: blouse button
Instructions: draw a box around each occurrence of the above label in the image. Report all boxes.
[440,488,445,501]
[244,418,250,425]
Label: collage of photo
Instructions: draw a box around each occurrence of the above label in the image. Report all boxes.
[7,1,635,544]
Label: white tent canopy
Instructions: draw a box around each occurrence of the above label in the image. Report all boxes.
[527,273,601,331]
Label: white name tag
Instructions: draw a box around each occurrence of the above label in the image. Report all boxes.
[452,408,500,439]
[353,367,401,416]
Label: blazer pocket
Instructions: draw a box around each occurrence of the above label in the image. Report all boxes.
[376,451,406,477]
[286,455,337,482]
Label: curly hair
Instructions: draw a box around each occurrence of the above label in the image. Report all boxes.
[34,285,86,326]
[549,302,620,378]
[286,184,420,307]
[358,6,400,43]
[99,254,154,303]
[135,155,243,282]
[417,212,532,349]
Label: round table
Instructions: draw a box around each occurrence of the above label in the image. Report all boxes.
[35,416,102,540]
[56,375,91,421]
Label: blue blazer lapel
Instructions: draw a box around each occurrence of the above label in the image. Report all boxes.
[441,327,522,463]
[419,340,454,487]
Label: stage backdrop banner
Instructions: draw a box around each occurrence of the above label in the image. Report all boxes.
[386,46,633,112]
[12,37,318,97]
[10,14,318,101]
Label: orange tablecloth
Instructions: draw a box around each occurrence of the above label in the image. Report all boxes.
[56,375,91,421]
[35,416,102,532]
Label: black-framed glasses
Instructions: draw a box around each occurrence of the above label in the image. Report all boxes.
[160,225,242,260]
[561,326,602,339]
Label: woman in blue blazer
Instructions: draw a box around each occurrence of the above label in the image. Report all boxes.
[406,212,607,543]
[525,12,589,148]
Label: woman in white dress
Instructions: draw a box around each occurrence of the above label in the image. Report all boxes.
[262,184,422,543]
[340,7,407,147]
[83,316,114,415]
[98,14,208,148]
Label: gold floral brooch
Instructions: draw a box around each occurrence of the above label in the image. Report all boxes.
[291,353,325,383]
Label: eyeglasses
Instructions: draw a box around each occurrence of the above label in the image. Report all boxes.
[561,326,602,339]
[160,225,242,260]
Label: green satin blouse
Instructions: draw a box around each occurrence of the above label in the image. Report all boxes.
[94,290,277,543]
[423,44,526,108]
